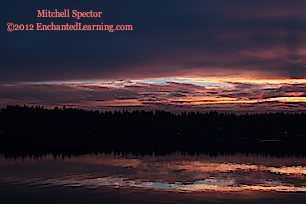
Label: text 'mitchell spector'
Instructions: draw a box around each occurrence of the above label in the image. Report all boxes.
[37,9,102,19]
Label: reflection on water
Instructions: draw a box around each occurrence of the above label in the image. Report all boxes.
[1,152,306,194]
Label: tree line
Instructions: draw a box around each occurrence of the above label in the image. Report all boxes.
[1,105,306,156]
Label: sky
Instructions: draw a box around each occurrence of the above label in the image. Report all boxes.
[1,0,306,113]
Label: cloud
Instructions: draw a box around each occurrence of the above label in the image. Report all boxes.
[2,1,306,83]
[1,78,306,113]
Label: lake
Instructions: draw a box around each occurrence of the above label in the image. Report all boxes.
[1,151,306,203]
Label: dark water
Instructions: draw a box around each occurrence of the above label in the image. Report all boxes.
[1,152,306,204]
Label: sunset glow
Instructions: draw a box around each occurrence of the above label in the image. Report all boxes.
[3,1,306,203]
[1,76,306,113]
[2,1,306,114]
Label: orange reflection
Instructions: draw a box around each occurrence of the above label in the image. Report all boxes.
[62,176,306,193]
[175,162,258,172]
[174,161,306,176]
[181,184,306,192]
[268,166,306,175]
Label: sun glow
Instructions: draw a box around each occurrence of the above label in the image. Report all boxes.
[184,77,306,85]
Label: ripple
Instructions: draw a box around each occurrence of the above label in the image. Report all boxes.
[3,176,305,193]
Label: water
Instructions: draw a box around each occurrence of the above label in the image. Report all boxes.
[1,152,306,203]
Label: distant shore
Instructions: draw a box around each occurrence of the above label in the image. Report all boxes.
[1,105,306,157]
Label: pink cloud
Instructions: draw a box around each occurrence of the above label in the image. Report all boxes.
[1,78,306,113]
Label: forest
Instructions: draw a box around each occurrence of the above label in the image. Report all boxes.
[1,105,306,157]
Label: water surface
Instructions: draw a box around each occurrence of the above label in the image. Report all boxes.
[1,152,306,203]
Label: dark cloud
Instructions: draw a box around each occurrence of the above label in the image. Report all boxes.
[3,1,306,113]
[1,80,306,113]
[2,0,306,83]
